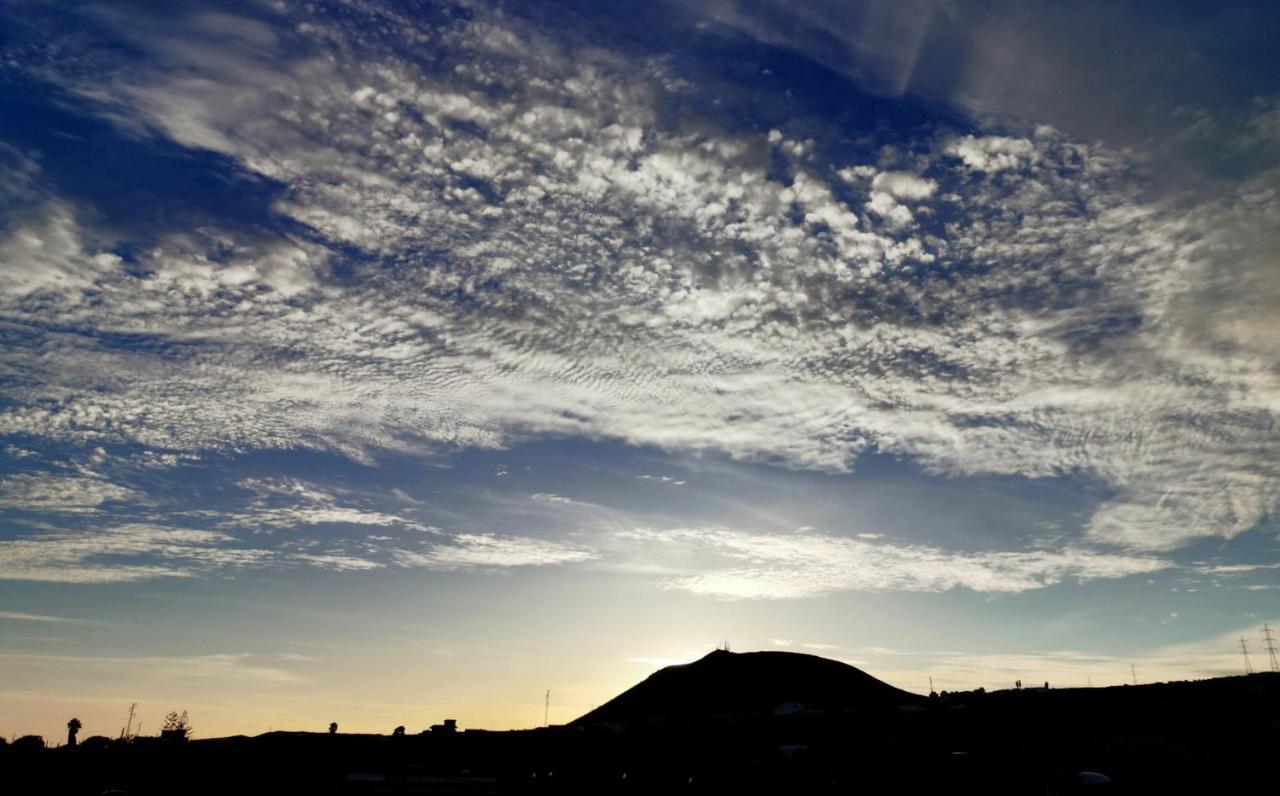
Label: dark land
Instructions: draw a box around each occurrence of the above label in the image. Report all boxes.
[7,650,1279,794]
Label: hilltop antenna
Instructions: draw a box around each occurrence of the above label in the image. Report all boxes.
[120,702,136,741]
[1262,624,1280,673]
[1130,664,1137,685]
[1239,636,1254,675]
[928,676,934,694]
[544,690,550,727]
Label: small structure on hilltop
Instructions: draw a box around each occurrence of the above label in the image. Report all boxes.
[429,719,458,734]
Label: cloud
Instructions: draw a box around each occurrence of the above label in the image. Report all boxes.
[395,533,597,570]
[871,171,937,200]
[230,478,436,532]
[0,651,301,683]
[530,493,579,505]
[0,0,1276,559]
[0,523,266,583]
[0,610,108,626]
[623,527,1171,600]
[0,474,138,513]
[943,134,1037,172]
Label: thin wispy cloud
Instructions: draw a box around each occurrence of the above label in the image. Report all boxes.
[395,534,597,571]
[622,527,1172,600]
[0,610,109,626]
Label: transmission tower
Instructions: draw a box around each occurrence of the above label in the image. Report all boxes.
[544,690,550,727]
[1130,664,1137,685]
[1239,636,1254,675]
[1263,623,1280,673]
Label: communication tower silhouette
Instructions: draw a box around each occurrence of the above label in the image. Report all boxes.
[1239,636,1254,675]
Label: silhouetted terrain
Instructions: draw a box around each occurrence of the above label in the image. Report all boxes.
[571,649,921,726]
[6,651,1279,794]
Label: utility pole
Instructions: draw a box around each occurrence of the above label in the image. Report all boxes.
[1262,624,1280,673]
[1240,636,1254,675]
[544,690,550,727]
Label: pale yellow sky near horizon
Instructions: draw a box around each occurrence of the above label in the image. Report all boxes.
[4,622,1274,744]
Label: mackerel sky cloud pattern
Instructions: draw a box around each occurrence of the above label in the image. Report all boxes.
[0,0,1278,597]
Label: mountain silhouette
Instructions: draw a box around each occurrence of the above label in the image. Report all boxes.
[571,649,922,726]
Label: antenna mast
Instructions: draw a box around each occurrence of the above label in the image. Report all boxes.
[1262,624,1279,673]
[1130,664,1137,685]
[1239,636,1254,675]
[120,702,137,741]
[544,690,550,727]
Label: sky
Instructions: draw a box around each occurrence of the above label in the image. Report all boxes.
[1,0,1279,741]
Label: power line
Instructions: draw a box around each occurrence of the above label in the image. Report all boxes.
[1240,636,1254,675]
[1262,623,1279,673]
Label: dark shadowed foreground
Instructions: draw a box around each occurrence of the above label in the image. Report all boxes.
[6,651,1279,794]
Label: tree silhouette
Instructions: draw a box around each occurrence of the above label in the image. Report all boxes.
[67,717,82,747]
[392,725,406,736]
[160,710,192,742]
[329,722,338,734]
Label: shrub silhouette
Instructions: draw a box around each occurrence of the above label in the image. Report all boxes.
[160,710,192,742]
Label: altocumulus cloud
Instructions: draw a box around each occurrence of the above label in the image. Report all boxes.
[0,0,1276,582]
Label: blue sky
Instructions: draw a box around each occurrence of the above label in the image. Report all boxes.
[1,0,1279,739]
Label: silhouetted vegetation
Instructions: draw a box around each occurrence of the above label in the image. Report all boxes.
[159,710,191,744]
[4,652,1279,794]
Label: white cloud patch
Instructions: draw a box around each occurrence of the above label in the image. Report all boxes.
[395,533,597,570]
[623,527,1171,600]
[870,170,937,200]
[0,474,138,513]
[943,134,1037,171]
[0,523,270,583]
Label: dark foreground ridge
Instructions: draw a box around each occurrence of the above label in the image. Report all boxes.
[6,650,1280,794]
[571,649,922,726]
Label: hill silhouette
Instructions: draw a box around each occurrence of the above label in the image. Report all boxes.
[571,648,922,726]
[6,653,1279,793]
